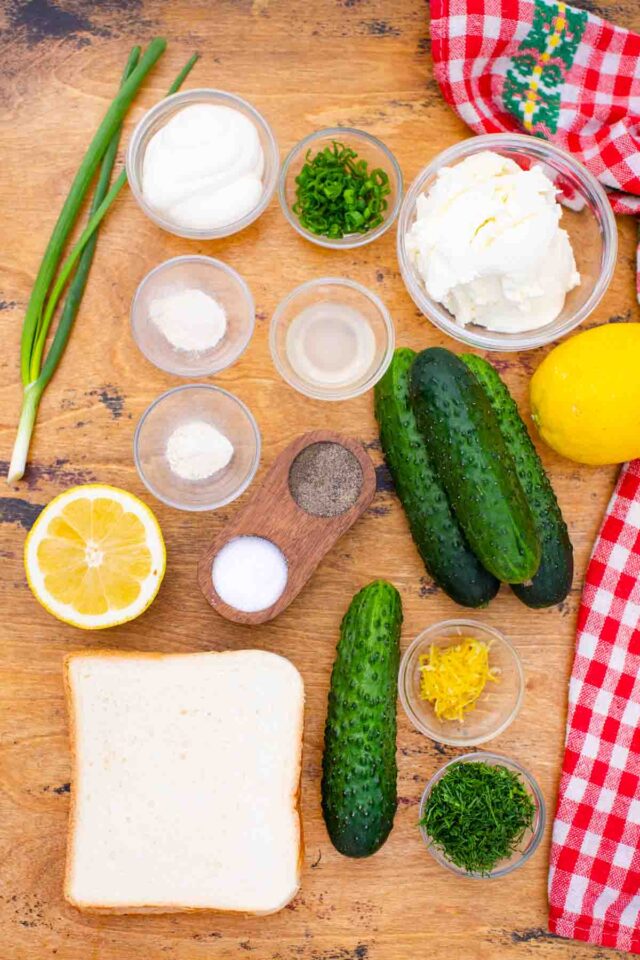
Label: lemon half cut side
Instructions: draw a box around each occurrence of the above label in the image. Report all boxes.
[25,484,166,630]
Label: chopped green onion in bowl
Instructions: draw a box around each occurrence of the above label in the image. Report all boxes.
[292,141,390,239]
[278,127,402,250]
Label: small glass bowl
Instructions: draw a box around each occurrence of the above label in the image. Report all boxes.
[278,127,403,249]
[269,277,395,401]
[419,752,546,879]
[133,385,261,511]
[397,133,617,352]
[398,619,524,747]
[130,256,254,377]
[126,89,279,240]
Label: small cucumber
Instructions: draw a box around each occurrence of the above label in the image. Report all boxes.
[322,580,402,858]
[409,348,541,584]
[374,348,499,607]
[461,353,573,608]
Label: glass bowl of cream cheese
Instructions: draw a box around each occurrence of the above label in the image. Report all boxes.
[397,133,616,352]
[126,89,279,240]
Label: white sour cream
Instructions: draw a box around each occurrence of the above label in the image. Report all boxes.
[141,103,265,231]
[406,151,580,333]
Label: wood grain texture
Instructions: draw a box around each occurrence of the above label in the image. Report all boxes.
[0,0,637,958]
[198,431,376,624]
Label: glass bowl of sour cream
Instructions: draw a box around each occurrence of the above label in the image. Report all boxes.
[397,133,617,352]
[133,385,261,511]
[126,89,279,240]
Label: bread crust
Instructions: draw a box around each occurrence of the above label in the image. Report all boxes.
[63,649,304,916]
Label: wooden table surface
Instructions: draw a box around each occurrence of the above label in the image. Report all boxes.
[0,1,637,958]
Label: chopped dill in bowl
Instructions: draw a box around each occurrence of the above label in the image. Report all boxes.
[420,759,536,876]
[292,141,390,239]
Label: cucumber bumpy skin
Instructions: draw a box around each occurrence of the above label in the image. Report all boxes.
[321,579,402,858]
[461,353,573,608]
[409,348,541,584]
[374,348,499,607]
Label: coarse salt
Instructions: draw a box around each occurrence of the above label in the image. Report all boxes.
[149,287,227,353]
[212,536,288,613]
[166,421,234,481]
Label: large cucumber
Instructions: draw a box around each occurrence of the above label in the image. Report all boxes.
[322,580,401,858]
[461,353,573,608]
[374,349,499,607]
[409,348,540,584]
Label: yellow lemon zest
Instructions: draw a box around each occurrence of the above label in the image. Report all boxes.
[419,638,499,723]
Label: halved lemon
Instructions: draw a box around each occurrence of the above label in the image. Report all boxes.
[25,484,166,630]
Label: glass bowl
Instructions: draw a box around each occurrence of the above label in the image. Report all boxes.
[398,619,524,747]
[126,88,279,240]
[278,127,403,249]
[133,385,261,511]
[397,133,617,352]
[269,277,395,401]
[130,256,254,377]
[419,752,546,878]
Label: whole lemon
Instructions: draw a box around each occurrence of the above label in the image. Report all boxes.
[530,323,640,466]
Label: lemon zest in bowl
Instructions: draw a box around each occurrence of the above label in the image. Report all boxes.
[418,638,499,723]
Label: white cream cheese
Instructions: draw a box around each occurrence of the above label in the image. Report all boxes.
[142,103,264,230]
[406,151,580,333]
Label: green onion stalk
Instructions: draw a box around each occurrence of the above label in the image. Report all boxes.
[7,45,198,484]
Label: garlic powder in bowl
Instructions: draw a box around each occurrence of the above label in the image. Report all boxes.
[131,256,255,378]
[149,288,227,354]
[134,385,261,512]
[166,421,233,481]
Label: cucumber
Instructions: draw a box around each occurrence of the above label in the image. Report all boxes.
[461,353,573,608]
[374,349,499,607]
[322,580,402,858]
[409,347,540,584]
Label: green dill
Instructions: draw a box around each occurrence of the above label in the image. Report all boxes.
[292,141,390,239]
[420,761,536,875]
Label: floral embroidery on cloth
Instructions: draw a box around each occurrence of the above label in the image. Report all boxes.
[504,1,587,134]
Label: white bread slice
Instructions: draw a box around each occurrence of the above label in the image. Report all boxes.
[64,649,304,915]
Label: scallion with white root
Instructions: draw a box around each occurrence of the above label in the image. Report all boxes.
[7,41,198,484]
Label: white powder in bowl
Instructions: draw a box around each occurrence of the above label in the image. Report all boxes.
[212,536,288,612]
[149,287,227,353]
[166,420,234,481]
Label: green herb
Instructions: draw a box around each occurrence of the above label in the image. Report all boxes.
[420,761,536,875]
[292,141,390,239]
[7,45,199,485]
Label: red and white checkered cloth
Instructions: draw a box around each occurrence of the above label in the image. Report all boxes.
[430,0,640,297]
[429,1,640,950]
[548,459,640,954]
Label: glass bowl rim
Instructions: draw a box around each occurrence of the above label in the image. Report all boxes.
[129,254,255,377]
[125,87,279,240]
[398,618,525,747]
[268,275,395,400]
[419,750,546,879]
[133,383,261,512]
[278,126,404,250]
[396,132,617,352]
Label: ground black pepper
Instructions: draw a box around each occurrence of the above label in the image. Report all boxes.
[288,442,363,517]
